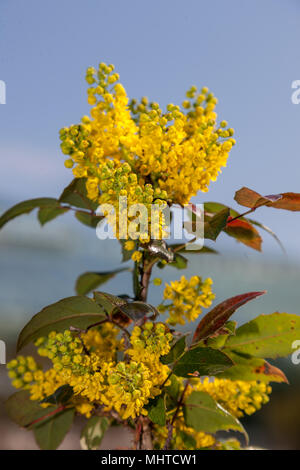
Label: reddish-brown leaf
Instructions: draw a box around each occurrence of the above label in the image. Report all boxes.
[225,216,262,251]
[254,361,289,384]
[234,187,300,211]
[192,291,266,343]
[271,192,300,211]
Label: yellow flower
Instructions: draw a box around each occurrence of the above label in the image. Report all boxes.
[131,251,143,263]
[60,61,235,239]
[124,240,135,251]
[188,378,272,418]
[160,275,215,325]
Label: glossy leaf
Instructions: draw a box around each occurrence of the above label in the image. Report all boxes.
[205,201,285,251]
[234,187,300,212]
[158,253,187,270]
[34,408,75,450]
[75,268,129,295]
[172,346,233,377]
[80,416,109,450]
[40,385,74,405]
[223,312,300,359]
[75,211,104,228]
[93,291,126,314]
[118,301,159,322]
[169,243,218,255]
[165,375,181,401]
[0,198,59,229]
[59,178,98,211]
[161,336,186,365]
[17,296,106,351]
[234,187,282,209]
[184,391,247,437]
[193,291,266,343]
[5,391,57,427]
[204,201,240,218]
[146,395,166,426]
[204,208,230,241]
[38,205,69,226]
[225,217,262,251]
[219,351,288,384]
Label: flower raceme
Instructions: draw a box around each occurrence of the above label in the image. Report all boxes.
[152,377,271,450]
[159,275,215,325]
[7,321,271,442]
[59,62,235,253]
[8,322,172,420]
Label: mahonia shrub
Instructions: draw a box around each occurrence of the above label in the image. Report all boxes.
[2,62,300,450]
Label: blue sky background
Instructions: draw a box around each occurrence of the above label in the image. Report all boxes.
[1,0,300,259]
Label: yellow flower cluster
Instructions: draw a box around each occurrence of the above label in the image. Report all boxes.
[60,62,235,243]
[189,378,272,418]
[81,323,124,361]
[7,322,172,421]
[7,355,40,390]
[97,160,169,245]
[159,275,215,325]
[127,322,173,362]
[154,376,271,450]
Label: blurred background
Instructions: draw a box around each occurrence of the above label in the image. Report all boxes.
[1,0,300,449]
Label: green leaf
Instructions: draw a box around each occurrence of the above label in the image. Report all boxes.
[204,202,239,217]
[38,206,69,226]
[161,336,186,365]
[170,244,218,255]
[224,217,262,251]
[76,268,129,295]
[94,293,158,324]
[34,408,75,450]
[17,296,106,351]
[218,351,288,384]
[192,291,266,343]
[158,253,188,270]
[0,198,60,229]
[205,201,284,252]
[165,375,181,401]
[204,202,264,252]
[204,208,230,241]
[75,211,104,228]
[80,416,109,450]
[146,395,166,426]
[118,301,159,322]
[40,385,74,405]
[59,178,98,211]
[184,391,246,437]
[5,391,57,427]
[93,291,126,315]
[223,312,300,359]
[172,346,233,378]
